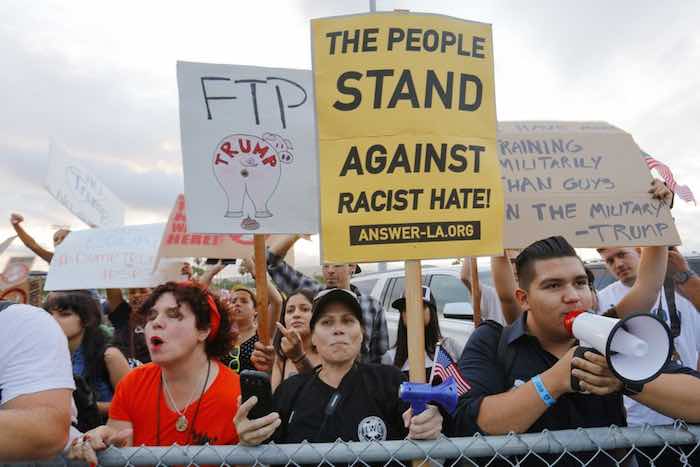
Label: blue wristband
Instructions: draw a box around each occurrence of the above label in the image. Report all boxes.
[532,375,556,407]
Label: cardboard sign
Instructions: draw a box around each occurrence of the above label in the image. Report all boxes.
[177,62,319,234]
[498,121,680,247]
[0,257,35,304]
[45,142,126,228]
[312,12,503,263]
[45,224,185,290]
[156,194,297,265]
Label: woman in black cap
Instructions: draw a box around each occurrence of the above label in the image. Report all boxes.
[234,288,445,446]
[382,286,463,381]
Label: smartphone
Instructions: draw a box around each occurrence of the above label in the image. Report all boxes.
[205,258,237,265]
[240,370,273,419]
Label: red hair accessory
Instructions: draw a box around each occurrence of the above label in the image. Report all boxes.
[205,291,221,341]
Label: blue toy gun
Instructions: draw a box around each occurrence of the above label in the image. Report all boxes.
[399,377,458,415]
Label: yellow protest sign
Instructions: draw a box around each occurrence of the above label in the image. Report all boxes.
[312,12,503,263]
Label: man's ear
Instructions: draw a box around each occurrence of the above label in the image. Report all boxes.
[515,288,529,310]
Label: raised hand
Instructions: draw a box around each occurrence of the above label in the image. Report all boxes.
[275,322,304,361]
[10,213,23,225]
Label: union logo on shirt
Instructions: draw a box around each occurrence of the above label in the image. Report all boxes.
[357,416,387,442]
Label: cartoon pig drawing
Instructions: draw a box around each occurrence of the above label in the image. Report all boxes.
[212,133,294,220]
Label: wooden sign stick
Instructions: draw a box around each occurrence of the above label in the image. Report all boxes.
[405,259,426,384]
[470,257,482,327]
[254,234,270,344]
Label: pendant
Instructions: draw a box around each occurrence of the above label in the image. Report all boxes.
[176,415,188,432]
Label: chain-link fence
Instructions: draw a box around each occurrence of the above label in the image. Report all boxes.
[5,424,700,467]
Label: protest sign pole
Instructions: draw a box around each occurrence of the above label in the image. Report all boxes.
[254,234,270,344]
[470,257,482,326]
[405,259,425,467]
[405,260,426,383]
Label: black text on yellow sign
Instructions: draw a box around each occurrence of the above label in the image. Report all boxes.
[312,13,503,263]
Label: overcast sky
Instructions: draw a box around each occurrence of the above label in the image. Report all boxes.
[1,0,699,272]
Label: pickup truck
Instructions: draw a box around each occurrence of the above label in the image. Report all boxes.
[351,266,494,349]
[355,255,700,350]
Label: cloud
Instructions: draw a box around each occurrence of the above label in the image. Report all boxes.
[2,0,700,267]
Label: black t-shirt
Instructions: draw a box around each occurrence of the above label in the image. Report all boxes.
[272,363,408,444]
[454,315,626,467]
[109,301,150,364]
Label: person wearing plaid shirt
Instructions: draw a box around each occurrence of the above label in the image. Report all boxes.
[266,235,388,364]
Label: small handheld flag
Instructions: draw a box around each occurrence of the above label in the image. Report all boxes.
[431,343,471,396]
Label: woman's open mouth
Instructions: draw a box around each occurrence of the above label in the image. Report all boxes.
[150,336,164,348]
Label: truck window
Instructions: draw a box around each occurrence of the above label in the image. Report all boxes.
[428,274,471,314]
[589,264,616,290]
[386,277,405,312]
[689,258,700,275]
[353,278,378,297]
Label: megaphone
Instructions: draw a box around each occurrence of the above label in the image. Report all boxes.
[399,376,458,415]
[563,309,672,385]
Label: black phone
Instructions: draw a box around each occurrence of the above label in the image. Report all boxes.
[205,258,237,265]
[240,370,273,419]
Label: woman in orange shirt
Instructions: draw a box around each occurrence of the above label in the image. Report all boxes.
[68,282,240,463]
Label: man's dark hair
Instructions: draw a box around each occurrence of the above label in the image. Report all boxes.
[515,236,581,290]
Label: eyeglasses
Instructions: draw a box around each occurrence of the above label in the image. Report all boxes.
[226,345,240,372]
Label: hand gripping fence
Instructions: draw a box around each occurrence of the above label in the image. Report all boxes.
[4,423,700,467]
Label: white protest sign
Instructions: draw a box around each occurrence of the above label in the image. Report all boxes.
[45,223,185,290]
[177,62,319,234]
[0,235,16,256]
[45,142,126,228]
[498,121,681,248]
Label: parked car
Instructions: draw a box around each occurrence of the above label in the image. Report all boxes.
[585,254,700,290]
[351,265,493,349]
[353,254,700,352]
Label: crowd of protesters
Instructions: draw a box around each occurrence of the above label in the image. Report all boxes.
[2,180,700,467]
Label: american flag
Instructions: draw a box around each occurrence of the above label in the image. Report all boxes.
[643,151,696,205]
[432,345,471,395]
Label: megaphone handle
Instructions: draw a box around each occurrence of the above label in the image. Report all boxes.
[570,346,601,393]
[411,401,427,416]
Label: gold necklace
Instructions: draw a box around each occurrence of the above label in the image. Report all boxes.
[161,364,208,432]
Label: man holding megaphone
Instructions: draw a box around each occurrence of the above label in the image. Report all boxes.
[454,239,700,464]
[452,182,700,465]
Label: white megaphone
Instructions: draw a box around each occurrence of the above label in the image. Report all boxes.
[563,309,672,385]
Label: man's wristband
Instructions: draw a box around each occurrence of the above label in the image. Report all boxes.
[532,375,557,407]
[622,381,645,396]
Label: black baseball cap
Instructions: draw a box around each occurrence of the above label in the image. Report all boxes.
[392,286,437,313]
[310,288,364,330]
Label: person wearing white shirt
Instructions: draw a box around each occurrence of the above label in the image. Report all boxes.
[597,246,700,427]
[0,302,75,461]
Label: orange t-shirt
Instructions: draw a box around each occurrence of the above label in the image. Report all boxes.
[109,361,240,446]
